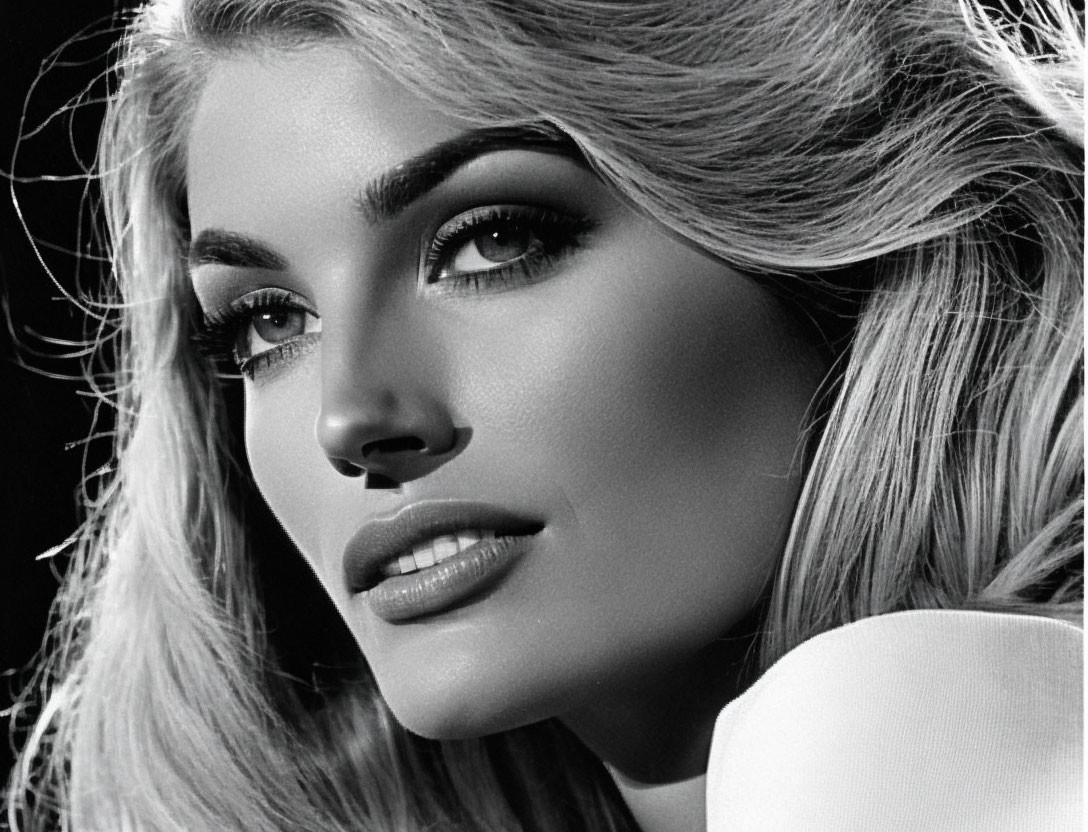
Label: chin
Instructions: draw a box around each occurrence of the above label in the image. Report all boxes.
[381,691,527,741]
[373,665,558,741]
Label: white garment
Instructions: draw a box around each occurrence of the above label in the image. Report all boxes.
[705,610,1083,831]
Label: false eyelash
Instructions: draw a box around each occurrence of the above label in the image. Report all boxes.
[190,287,315,376]
[422,204,597,290]
[190,313,245,372]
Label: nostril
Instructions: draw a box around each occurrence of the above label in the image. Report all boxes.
[361,436,427,457]
[330,458,366,478]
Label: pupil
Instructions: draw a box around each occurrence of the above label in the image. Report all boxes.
[476,226,531,262]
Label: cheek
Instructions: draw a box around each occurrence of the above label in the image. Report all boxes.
[482,249,815,526]
[242,361,332,580]
[444,250,821,678]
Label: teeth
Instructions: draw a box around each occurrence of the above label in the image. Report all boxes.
[413,542,436,569]
[382,530,490,577]
[433,535,459,561]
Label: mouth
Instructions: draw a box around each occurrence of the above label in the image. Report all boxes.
[376,529,503,580]
[343,501,543,622]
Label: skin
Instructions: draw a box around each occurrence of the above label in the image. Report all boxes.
[187,46,826,832]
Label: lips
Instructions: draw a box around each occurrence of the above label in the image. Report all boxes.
[380,529,497,578]
[343,501,543,621]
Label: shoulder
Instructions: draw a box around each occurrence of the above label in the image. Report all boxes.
[706,610,1083,832]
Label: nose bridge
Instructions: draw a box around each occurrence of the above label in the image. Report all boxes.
[315,291,454,478]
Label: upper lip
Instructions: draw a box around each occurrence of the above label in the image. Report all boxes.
[343,500,544,593]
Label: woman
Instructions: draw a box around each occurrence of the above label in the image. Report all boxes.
[7,0,1082,830]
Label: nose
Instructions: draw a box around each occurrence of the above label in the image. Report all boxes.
[315,320,457,483]
[317,385,457,483]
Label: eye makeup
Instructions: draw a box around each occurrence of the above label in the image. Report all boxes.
[189,150,607,381]
[421,204,598,297]
[192,286,320,381]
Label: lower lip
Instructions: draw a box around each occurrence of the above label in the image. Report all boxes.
[363,534,535,622]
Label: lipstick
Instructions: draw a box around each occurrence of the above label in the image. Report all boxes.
[342,501,542,622]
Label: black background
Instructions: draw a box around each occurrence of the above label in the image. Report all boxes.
[1,1,138,784]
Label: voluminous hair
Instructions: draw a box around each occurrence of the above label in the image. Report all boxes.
[7,1,1083,830]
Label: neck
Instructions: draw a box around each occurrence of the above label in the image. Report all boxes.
[559,628,758,832]
[609,768,707,832]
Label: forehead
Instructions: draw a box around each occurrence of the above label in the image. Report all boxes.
[185,46,469,231]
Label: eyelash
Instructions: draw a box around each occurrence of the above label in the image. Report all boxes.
[191,205,595,378]
[422,204,596,295]
[192,286,318,380]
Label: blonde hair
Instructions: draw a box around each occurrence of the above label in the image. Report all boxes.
[7,1,1082,829]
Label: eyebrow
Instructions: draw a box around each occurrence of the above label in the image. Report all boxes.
[188,123,582,269]
[188,229,288,271]
[356,123,583,223]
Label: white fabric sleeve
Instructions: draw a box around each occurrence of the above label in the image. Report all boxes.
[705,609,1083,832]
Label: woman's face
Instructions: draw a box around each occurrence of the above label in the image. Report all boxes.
[186,46,825,739]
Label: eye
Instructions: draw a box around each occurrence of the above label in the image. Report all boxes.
[423,205,595,294]
[195,287,321,381]
[448,224,535,272]
[249,308,309,350]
